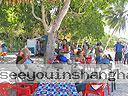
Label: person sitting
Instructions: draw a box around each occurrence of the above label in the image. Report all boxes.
[75,50,86,64]
[98,54,110,64]
[16,48,33,64]
[54,49,68,63]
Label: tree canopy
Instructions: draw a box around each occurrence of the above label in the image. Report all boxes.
[0,0,128,52]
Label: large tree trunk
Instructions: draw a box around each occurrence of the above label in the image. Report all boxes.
[0,0,2,4]
[44,32,56,63]
[44,0,71,63]
[31,0,71,63]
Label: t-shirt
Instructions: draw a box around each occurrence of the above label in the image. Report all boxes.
[124,44,128,54]
[95,46,103,57]
[114,43,124,52]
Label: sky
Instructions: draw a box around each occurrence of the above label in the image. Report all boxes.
[104,4,128,39]
[104,25,128,39]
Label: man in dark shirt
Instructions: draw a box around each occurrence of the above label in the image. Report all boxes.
[114,42,124,64]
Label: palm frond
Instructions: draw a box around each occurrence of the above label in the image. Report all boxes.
[105,0,128,34]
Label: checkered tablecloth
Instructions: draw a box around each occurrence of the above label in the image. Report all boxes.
[34,82,80,96]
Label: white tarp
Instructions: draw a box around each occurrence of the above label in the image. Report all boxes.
[27,39,37,54]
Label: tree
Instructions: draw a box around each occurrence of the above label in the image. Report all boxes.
[2,0,127,62]
[31,0,71,63]
[0,3,44,51]
[0,0,2,4]
[60,7,105,43]
[104,0,128,49]
[1,0,70,62]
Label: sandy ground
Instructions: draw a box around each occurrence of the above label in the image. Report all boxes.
[111,64,128,96]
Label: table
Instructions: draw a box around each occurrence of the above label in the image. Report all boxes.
[34,82,80,96]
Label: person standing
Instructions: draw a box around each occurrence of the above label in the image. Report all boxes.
[83,41,90,55]
[123,42,128,64]
[114,42,124,64]
[58,39,63,50]
[94,42,103,64]
[62,39,70,60]
[55,40,59,54]
[36,41,40,55]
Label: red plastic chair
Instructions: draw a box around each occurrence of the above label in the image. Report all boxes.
[82,82,110,96]
[12,83,31,96]
[30,83,38,93]
[15,83,38,94]
[0,83,12,96]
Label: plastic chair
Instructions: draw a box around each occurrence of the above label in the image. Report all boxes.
[30,83,38,93]
[12,83,31,96]
[0,83,12,96]
[82,82,110,96]
[16,83,38,94]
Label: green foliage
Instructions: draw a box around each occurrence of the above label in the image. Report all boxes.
[0,4,44,51]
[104,0,128,33]
[60,1,105,44]
[0,0,128,51]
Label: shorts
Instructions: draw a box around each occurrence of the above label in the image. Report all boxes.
[115,52,122,61]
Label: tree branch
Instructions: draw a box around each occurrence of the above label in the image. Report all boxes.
[40,0,48,31]
[48,0,71,33]
[78,0,86,13]
[0,0,2,4]
[31,2,43,23]
[68,11,86,16]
